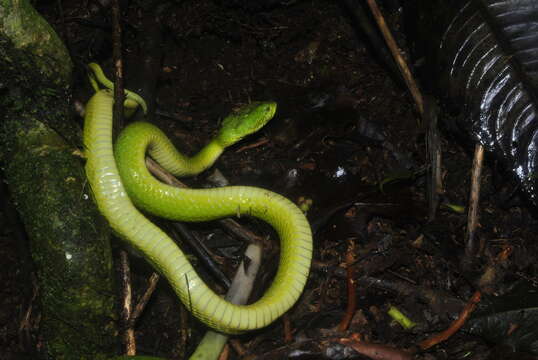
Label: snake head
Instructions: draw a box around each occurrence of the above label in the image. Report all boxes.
[216,101,277,147]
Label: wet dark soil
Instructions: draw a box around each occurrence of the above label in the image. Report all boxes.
[2,1,538,359]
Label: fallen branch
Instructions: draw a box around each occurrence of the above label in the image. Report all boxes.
[462,144,485,269]
[119,250,135,355]
[337,237,357,332]
[365,0,423,114]
[419,290,482,350]
[339,334,413,360]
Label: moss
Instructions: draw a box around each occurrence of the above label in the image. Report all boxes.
[0,0,72,85]
[0,1,118,358]
[0,1,79,148]
[4,118,118,360]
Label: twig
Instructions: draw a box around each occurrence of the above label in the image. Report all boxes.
[219,218,261,244]
[110,0,133,353]
[462,144,485,269]
[283,314,293,343]
[339,333,413,360]
[229,339,247,357]
[146,158,187,188]
[418,290,482,350]
[171,222,231,288]
[111,0,124,132]
[119,250,135,355]
[176,303,189,359]
[337,237,357,332]
[127,272,160,328]
[365,0,446,222]
[365,0,423,115]
[235,137,269,153]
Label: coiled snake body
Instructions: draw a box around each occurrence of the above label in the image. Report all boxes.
[83,65,313,333]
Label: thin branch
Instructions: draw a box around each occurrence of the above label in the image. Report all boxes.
[127,272,160,328]
[111,0,124,133]
[339,334,413,360]
[283,314,293,343]
[462,144,485,269]
[119,250,135,355]
[337,237,357,332]
[110,0,133,354]
[419,291,482,350]
[171,222,231,288]
[365,0,423,115]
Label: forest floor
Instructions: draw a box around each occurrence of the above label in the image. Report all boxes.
[2,1,538,359]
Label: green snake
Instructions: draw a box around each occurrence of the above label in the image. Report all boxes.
[83,63,313,334]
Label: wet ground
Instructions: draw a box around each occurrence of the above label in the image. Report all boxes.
[2,0,538,359]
